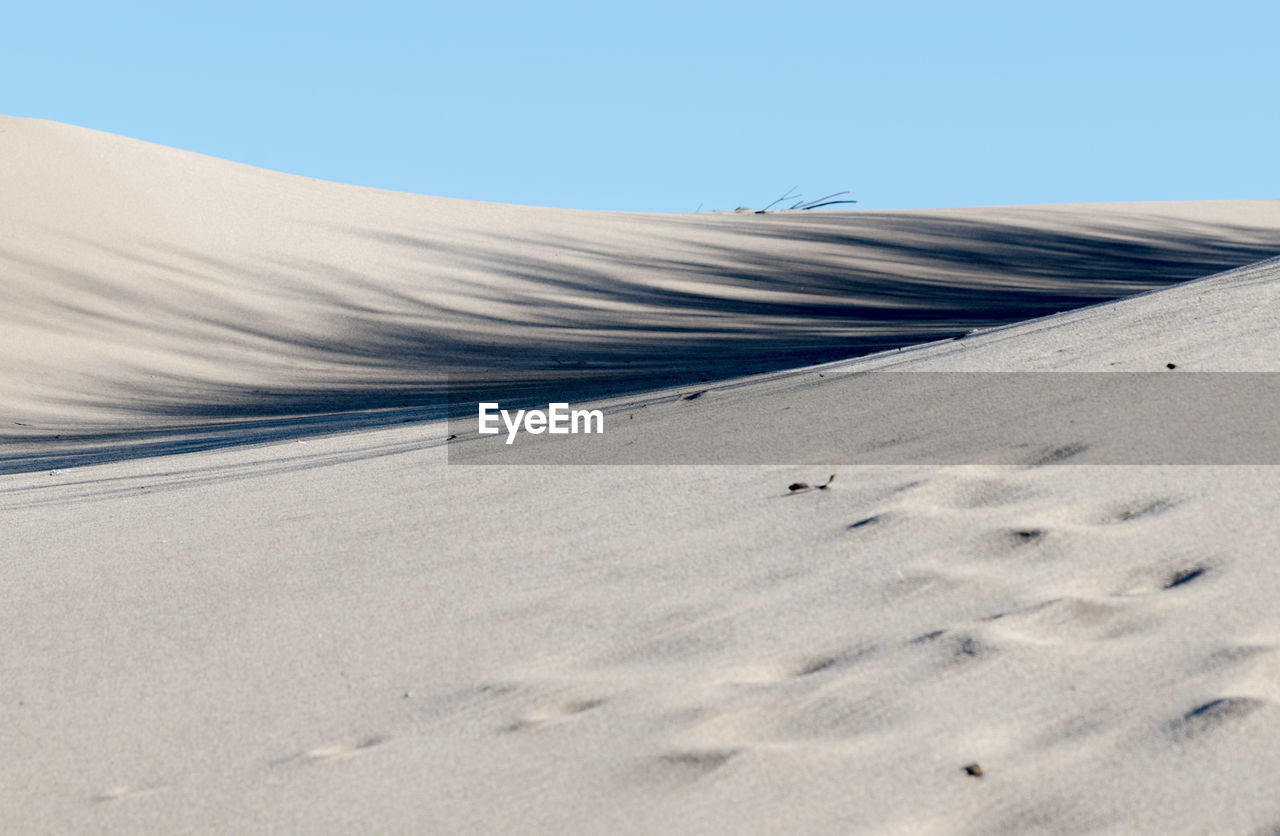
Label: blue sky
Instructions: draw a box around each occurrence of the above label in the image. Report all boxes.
[5,1,1278,212]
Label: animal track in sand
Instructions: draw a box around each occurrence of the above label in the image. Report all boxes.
[437,681,520,707]
[714,648,874,688]
[979,526,1051,558]
[501,698,607,733]
[1009,528,1046,544]
[652,748,739,779]
[795,656,840,677]
[981,597,1064,622]
[1107,498,1178,524]
[404,681,530,729]
[908,629,997,665]
[628,746,743,787]
[1114,559,1217,597]
[1163,696,1266,742]
[1164,565,1209,589]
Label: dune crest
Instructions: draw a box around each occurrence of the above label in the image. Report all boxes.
[3,115,1279,470]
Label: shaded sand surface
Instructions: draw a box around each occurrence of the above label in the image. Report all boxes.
[4,115,1280,470]
[3,117,1280,833]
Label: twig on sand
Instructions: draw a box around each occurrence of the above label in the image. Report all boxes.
[788,474,836,492]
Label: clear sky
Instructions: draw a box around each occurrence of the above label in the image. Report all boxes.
[5,1,1279,213]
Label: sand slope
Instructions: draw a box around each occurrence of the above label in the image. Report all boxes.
[3,116,1280,833]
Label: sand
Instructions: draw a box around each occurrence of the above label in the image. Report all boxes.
[3,115,1280,833]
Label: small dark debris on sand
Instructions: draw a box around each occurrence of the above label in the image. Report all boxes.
[1167,363,1177,369]
[963,763,984,777]
[789,474,836,492]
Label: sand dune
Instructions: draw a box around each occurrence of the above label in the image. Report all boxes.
[3,116,1280,833]
[4,115,1280,470]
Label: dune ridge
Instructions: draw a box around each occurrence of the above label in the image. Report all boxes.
[3,115,1279,470]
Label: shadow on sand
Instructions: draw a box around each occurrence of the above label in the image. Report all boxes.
[4,211,1277,473]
